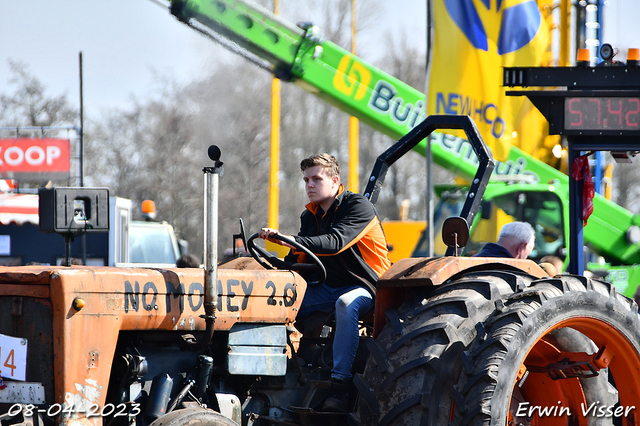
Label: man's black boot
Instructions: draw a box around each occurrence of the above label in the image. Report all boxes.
[322,378,349,413]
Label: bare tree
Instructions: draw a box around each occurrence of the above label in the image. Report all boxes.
[612,161,640,214]
[0,60,79,188]
[0,60,76,129]
[183,62,274,254]
[86,77,203,257]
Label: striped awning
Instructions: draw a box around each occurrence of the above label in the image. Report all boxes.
[0,193,39,225]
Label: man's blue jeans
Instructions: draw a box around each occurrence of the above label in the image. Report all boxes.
[297,283,373,381]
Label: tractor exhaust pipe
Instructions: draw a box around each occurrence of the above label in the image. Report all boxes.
[182,145,222,350]
[204,145,223,325]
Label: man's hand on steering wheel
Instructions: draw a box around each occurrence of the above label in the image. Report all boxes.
[247,231,327,285]
[258,228,295,249]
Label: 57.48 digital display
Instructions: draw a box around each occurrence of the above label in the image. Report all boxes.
[564,97,640,131]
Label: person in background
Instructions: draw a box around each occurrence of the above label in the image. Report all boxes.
[474,221,535,259]
[258,153,391,412]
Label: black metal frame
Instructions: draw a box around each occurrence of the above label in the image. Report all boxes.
[504,66,640,90]
[504,65,640,275]
[506,90,640,138]
[363,115,495,256]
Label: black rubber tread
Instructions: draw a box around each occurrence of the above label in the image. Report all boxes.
[454,275,640,426]
[148,408,239,426]
[356,270,536,426]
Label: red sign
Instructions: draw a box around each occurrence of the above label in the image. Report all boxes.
[0,138,70,179]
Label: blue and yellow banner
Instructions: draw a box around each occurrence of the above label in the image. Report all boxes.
[427,0,553,162]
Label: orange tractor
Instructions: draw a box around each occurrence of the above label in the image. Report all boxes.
[0,115,639,426]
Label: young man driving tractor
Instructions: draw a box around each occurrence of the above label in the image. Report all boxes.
[258,153,391,412]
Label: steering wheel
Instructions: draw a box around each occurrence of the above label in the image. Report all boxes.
[246,232,327,285]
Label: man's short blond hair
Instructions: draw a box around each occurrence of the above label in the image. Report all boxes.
[300,153,340,178]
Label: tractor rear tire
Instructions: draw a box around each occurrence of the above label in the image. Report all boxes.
[148,408,239,426]
[454,275,640,426]
[355,270,536,425]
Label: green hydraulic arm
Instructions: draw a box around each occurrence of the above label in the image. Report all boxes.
[167,0,640,271]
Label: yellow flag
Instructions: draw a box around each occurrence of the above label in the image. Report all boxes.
[427,0,552,162]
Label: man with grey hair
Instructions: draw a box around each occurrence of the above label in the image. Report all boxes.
[474,221,535,259]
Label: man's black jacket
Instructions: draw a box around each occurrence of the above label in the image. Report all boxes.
[473,242,513,258]
[285,187,390,296]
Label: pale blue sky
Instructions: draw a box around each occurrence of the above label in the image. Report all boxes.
[1,0,426,116]
[3,0,637,119]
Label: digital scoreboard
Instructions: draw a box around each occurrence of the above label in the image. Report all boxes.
[504,64,640,137]
[503,53,640,276]
[564,97,640,131]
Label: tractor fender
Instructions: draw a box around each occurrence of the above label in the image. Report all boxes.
[373,257,547,336]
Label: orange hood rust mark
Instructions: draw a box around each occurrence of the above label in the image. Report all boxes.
[0,265,52,285]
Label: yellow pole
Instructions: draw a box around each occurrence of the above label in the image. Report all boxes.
[267,0,286,255]
[348,0,359,192]
[560,0,570,66]
[349,117,359,191]
[269,77,280,230]
[603,163,613,200]
[269,0,280,231]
